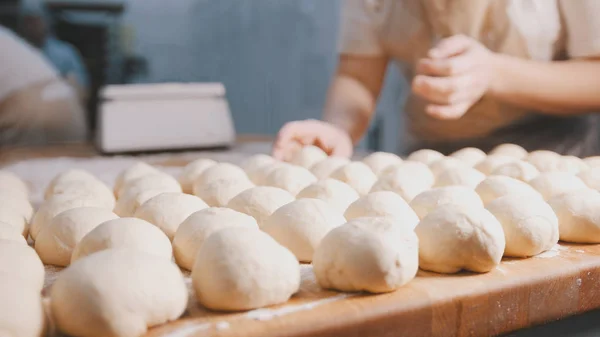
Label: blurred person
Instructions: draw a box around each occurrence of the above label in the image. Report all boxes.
[273,1,600,159]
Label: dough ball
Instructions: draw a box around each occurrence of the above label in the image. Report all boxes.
[371,162,434,201]
[197,163,248,185]
[344,191,419,229]
[264,165,317,196]
[0,241,45,291]
[51,249,187,337]
[362,152,403,175]
[313,216,418,293]
[192,227,300,311]
[241,154,277,173]
[429,157,469,177]
[0,207,28,237]
[134,192,208,240]
[0,171,29,197]
[226,186,295,228]
[0,276,45,337]
[113,189,168,217]
[491,160,540,182]
[406,149,445,165]
[549,189,600,243]
[409,186,483,220]
[415,204,505,273]
[114,162,160,194]
[72,218,172,263]
[330,162,377,196]
[526,150,580,173]
[489,143,528,159]
[528,172,588,200]
[117,173,181,199]
[475,175,541,205]
[178,158,217,194]
[449,147,486,166]
[289,145,328,168]
[562,155,588,173]
[45,169,99,199]
[263,199,346,262]
[434,166,486,189]
[0,223,27,244]
[193,177,254,207]
[0,192,33,222]
[578,167,600,191]
[245,161,285,185]
[486,194,558,257]
[310,156,350,179]
[173,207,258,270]
[35,207,118,266]
[47,179,116,209]
[296,178,359,213]
[584,156,600,168]
[474,155,518,175]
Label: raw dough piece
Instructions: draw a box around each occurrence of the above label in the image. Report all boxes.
[113,189,168,217]
[313,216,418,293]
[344,191,419,229]
[578,167,600,191]
[72,218,172,262]
[44,169,98,197]
[51,249,187,337]
[296,178,359,213]
[562,156,588,173]
[528,172,588,200]
[486,194,558,257]
[178,158,217,194]
[47,179,116,209]
[226,186,295,228]
[434,166,486,189]
[173,207,259,270]
[264,165,317,195]
[241,154,277,173]
[429,157,469,177]
[0,223,27,244]
[475,175,541,205]
[193,177,254,207]
[197,163,248,185]
[449,147,486,166]
[117,173,181,199]
[474,155,517,175]
[0,171,29,197]
[0,193,33,221]
[491,160,540,182]
[263,199,346,262]
[409,186,484,219]
[362,152,403,176]
[489,143,528,159]
[526,150,581,173]
[584,156,600,168]
[35,207,118,266]
[406,149,445,165]
[310,157,350,179]
[548,189,600,243]
[134,192,208,240]
[371,162,434,201]
[245,161,287,186]
[290,145,328,168]
[0,276,45,337]
[0,241,45,291]
[415,204,505,273]
[192,227,300,311]
[114,162,160,194]
[0,206,29,236]
[330,162,377,196]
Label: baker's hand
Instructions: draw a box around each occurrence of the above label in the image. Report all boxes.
[272,119,353,161]
[412,34,498,119]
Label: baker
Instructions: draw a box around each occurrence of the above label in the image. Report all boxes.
[273,0,600,159]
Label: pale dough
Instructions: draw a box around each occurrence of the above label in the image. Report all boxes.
[114,162,160,194]
[428,157,469,177]
[344,191,419,230]
[289,145,328,168]
[44,169,98,198]
[47,179,116,209]
[178,158,217,194]
[313,216,419,293]
[449,147,486,166]
[406,149,445,165]
[197,163,248,185]
[371,162,434,201]
[0,171,29,197]
[475,175,541,205]
[548,189,600,243]
[226,186,295,228]
[117,173,182,199]
[264,165,317,195]
[113,189,168,217]
[0,240,45,291]
[51,249,187,337]
[584,156,600,168]
[362,152,403,176]
[415,204,505,273]
[173,207,259,270]
[434,166,486,189]
[474,155,518,175]
[489,143,528,159]
[491,160,540,182]
[241,154,277,173]
[296,178,359,213]
[193,177,254,207]
[263,198,346,262]
[409,186,484,220]
[0,206,29,236]
[528,172,588,200]
[526,150,584,173]
[0,192,33,221]
[245,161,286,186]
[0,223,27,244]
[330,162,377,196]
[192,227,300,311]
[310,156,350,179]
[486,194,558,257]
[0,276,45,337]
[35,207,118,266]
[578,167,600,191]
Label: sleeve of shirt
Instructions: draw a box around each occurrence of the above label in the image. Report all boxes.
[559,0,600,58]
[64,45,90,90]
[338,0,385,56]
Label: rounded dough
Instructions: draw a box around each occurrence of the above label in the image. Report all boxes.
[263,199,346,262]
[313,216,418,293]
[72,218,172,263]
[296,178,359,213]
[0,192,33,221]
[406,149,445,165]
[193,177,254,207]
[0,276,45,337]
[51,249,187,337]
[578,167,600,191]
[114,162,160,194]
[409,186,484,220]
[0,241,45,291]
[562,156,588,173]
[548,189,600,243]
[330,162,377,196]
[241,154,277,173]
[486,194,558,257]
[310,156,350,179]
[264,165,317,196]
[528,172,588,200]
[289,145,328,168]
[192,227,300,311]
[0,171,29,197]
[0,205,29,236]
[474,155,517,175]
[344,191,419,229]
[584,156,600,168]
[371,162,434,201]
[245,161,287,186]
[178,158,217,194]
[362,152,403,176]
[449,147,486,166]
[0,223,27,244]
[415,204,505,273]
[429,157,469,177]
[475,175,541,205]
[173,207,259,270]
[45,169,99,199]
[117,173,181,199]
[197,163,248,185]
[47,179,116,209]
[489,143,528,159]
[35,207,118,266]
[434,166,486,189]
[134,192,208,240]
[113,189,168,217]
[526,150,582,173]
[226,186,295,228]
[491,160,540,182]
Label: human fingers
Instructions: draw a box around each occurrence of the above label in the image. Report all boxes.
[428,34,473,59]
[416,52,473,77]
[412,74,474,105]
[425,102,471,120]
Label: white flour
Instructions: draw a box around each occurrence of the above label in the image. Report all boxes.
[535,244,561,259]
[245,293,353,321]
